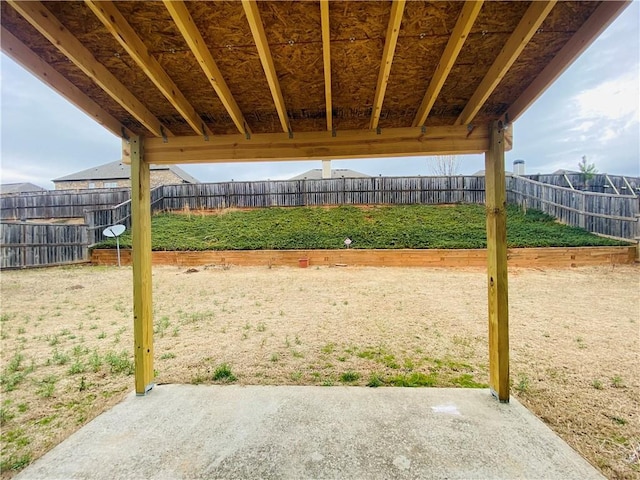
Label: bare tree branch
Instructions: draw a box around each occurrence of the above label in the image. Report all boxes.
[427,155,461,176]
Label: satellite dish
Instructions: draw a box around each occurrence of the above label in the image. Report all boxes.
[102,224,126,267]
[103,224,126,238]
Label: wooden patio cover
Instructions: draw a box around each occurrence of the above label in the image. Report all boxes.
[1,0,629,400]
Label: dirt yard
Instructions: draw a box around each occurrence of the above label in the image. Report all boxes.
[1,264,638,479]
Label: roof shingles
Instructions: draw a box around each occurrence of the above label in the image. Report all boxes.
[53,161,199,184]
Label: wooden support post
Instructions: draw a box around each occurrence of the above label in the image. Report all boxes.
[485,121,509,402]
[130,136,154,395]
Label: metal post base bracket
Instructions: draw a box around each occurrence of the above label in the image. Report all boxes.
[136,382,155,397]
[491,388,510,404]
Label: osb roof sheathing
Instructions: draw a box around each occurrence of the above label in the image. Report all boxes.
[0,0,627,143]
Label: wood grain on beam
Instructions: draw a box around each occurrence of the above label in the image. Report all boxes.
[1,26,132,139]
[320,0,332,131]
[130,136,155,395]
[163,0,249,135]
[370,0,406,130]
[85,0,210,137]
[485,121,510,402]
[7,0,169,138]
[455,1,556,126]
[143,125,490,164]
[242,0,290,133]
[506,1,630,123]
[413,1,483,127]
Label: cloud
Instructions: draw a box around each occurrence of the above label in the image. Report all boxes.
[572,73,639,134]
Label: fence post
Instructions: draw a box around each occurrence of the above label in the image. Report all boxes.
[579,193,586,229]
[84,208,95,246]
[21,223,26,267]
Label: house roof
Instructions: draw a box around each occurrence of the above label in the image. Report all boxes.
[0,182,47,195]
[289,169,371,180]
[52,161,199,184]
[0,2,628,165]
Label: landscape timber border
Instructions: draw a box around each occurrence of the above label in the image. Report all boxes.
[91,245,637,269]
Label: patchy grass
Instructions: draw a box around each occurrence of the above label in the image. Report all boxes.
[339,371,360,383]
[212,363,236,383]
[96,204,626,251]
[0,265,637,480]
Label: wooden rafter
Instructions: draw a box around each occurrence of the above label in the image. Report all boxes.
[412,1,483,127]
[85,0,211,138]
[370,0,406,130]
[163,0,249,135]
[242,0,290,133]
[7,0,169,138]
[143,125,490,164]
[320,0,332,131]
[455,0,556,126]
[0,26,132,139]
[505,1,630,123]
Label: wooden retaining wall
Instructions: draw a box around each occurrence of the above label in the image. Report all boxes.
[2,223,88,268]
[91,246,637,269]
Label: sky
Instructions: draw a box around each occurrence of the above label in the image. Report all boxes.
[1,3,638,189]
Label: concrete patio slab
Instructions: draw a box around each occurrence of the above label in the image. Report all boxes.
[16,385,603,480]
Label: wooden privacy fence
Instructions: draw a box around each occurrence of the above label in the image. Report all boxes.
[162,176,487,209]
[509,176,640,241]
[84,176,486,245]
[85,187,164,245]
[1,222,88,268]
[90,175,638,241]
[0,188,130,221]
[524,173,640,195]
[2,175,638,269]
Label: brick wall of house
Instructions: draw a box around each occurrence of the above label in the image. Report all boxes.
[54,171,187,190]
[53,179,130,190]
[149,170,186,188]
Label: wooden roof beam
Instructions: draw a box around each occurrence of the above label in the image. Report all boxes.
[320,0,332,131]
[505,1,630,123]
[413,1,483,127]
[370,0,406,130]
[163,0,250,135]
[455,0,556,126]
[7,1,169,138]
[144,125,490,164]
[85,0,211,138]
[0,26,133,139]
[242,0,291,133]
